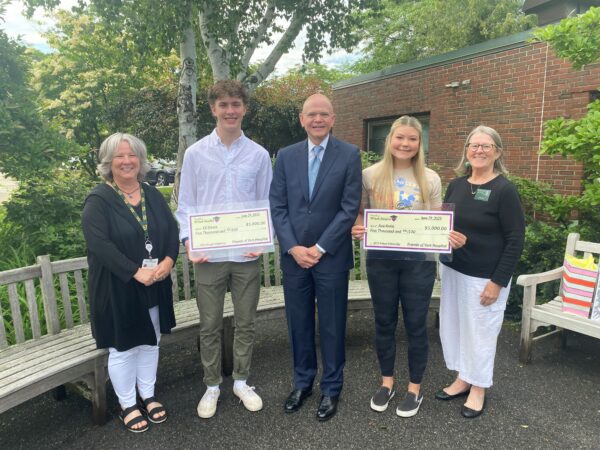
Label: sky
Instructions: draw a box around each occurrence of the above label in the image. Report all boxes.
[2,0,359,74]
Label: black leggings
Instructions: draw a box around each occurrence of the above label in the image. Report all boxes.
[366,258,436,384]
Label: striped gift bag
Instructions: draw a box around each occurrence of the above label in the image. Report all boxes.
[561,254,598,317]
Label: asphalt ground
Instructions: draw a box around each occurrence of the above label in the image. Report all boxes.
[1,310,599,449]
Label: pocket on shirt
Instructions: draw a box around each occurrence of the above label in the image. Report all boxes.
[237,172,256,193]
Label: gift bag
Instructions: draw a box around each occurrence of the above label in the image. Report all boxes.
[589,265,600,321]
[561,254,598,317]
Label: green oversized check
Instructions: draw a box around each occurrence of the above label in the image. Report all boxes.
[364,209,454,253]
[189,208,273,251]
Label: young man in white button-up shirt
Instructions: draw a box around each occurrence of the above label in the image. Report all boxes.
[176,80,273,419]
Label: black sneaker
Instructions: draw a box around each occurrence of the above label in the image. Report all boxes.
[370,386,395,412]
[396,392,423,417]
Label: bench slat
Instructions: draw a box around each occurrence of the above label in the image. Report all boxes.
[0,343,103,397]
[0,322,92,361]
[0,334,98,383]
[59,273,74,328]
[50,257,88,274]
[0,265,41,285]
[170,266,179,302]
[182,255,191,301]
[574,240,600,254]
[8,284,25,344]
[0,289,8,348]
[262,253,271,287]
[37,255,60,335]
[359,248,367,280]
[274,247,282,286]
[25,279,41,339]
[74,270,88,323]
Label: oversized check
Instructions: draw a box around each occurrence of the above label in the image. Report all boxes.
[189,208,273,251]
[364,209,454,253]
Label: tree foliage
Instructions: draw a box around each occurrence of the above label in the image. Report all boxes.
[245,67,332,153]
[536,7,600,218]
[31,10,183,171]
[0,28,75,179]
[1,173,94,260]
[352,0,537,73]
[533,6,600,70]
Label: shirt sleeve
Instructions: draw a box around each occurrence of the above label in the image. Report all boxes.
[255,149,273,201]
[429,172,443,210]
[490,181,526,287]
[175,148,197,241]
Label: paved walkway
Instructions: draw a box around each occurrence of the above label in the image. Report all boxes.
[1,311,598,449]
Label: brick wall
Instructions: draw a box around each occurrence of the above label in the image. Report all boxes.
[332,41,599,195]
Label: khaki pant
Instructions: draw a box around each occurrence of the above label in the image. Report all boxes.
[194,259,261,386]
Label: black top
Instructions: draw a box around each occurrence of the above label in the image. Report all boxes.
[82,183,179,351]
[441,175,525,287]
[132,202,159,308]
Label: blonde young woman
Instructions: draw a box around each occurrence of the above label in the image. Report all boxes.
[436,126,524,418]
[352,116,451,417]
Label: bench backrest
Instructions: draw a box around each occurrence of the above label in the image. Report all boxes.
[0,240,367,348]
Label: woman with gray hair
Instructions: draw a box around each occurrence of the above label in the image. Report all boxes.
[82,133,179,432]
[436,125,525,418]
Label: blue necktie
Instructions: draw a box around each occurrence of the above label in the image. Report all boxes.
[308,145,323,199]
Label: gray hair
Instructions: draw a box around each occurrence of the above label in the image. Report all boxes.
[455,125,509,176]
[97,132,150,182]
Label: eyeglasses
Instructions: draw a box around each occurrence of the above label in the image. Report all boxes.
[466,143,496,152]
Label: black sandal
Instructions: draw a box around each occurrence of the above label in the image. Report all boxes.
[139,396,167,424]
[120,405,149,433]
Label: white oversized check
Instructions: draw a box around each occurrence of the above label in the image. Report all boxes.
[189,208,273,251]
[364,209,454,253]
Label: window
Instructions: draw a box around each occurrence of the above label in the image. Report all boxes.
[366,114,430,159]
[590,90,600,102]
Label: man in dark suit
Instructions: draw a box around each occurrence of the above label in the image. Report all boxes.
[269,93,362,421]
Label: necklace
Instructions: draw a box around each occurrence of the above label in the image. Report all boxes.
[115,183,140,199]
[469,182,479,195]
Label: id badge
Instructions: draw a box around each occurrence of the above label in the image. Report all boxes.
[142,258,159,268]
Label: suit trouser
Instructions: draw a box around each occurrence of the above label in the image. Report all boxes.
[283,269,349,397]
[108,306,161,409]
[194,259,261,386]
[367,258,436,384]
[439,264,509,388]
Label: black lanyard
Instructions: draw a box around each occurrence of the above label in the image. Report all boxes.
[112,183,153,258]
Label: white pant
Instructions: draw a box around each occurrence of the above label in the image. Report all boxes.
[108,306,161,408]
[439,265,509,388]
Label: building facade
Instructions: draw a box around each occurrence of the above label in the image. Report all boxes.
[332,31,599,195]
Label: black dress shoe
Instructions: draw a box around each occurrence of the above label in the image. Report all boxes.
[284,389,312,413]
[461,398,486,419]
[434,388,470,401]
[316,395,339,421]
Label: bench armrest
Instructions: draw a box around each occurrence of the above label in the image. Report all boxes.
[517,267,563,287]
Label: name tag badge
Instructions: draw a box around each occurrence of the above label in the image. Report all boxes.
[474,189,491,201]
[142,258,159,268]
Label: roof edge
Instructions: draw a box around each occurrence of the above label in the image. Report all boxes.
[333,30,534,90]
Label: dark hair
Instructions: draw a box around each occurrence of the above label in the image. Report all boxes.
[207,80,249,105]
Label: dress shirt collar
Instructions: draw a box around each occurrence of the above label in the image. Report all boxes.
[307,135,330,154]
[211,128,246,149]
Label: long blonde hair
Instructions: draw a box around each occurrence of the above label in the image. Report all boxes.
[370,116,431,209]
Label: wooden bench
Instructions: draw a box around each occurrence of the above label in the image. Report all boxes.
[0,242,440,424]
[517,233,600,363]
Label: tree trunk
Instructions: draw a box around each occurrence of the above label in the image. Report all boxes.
[172,24,198,207]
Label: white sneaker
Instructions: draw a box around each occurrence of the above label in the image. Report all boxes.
[197,388,220,418]
[233,383,263,412]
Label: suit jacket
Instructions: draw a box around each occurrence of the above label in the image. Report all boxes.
[270,135,362,274]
